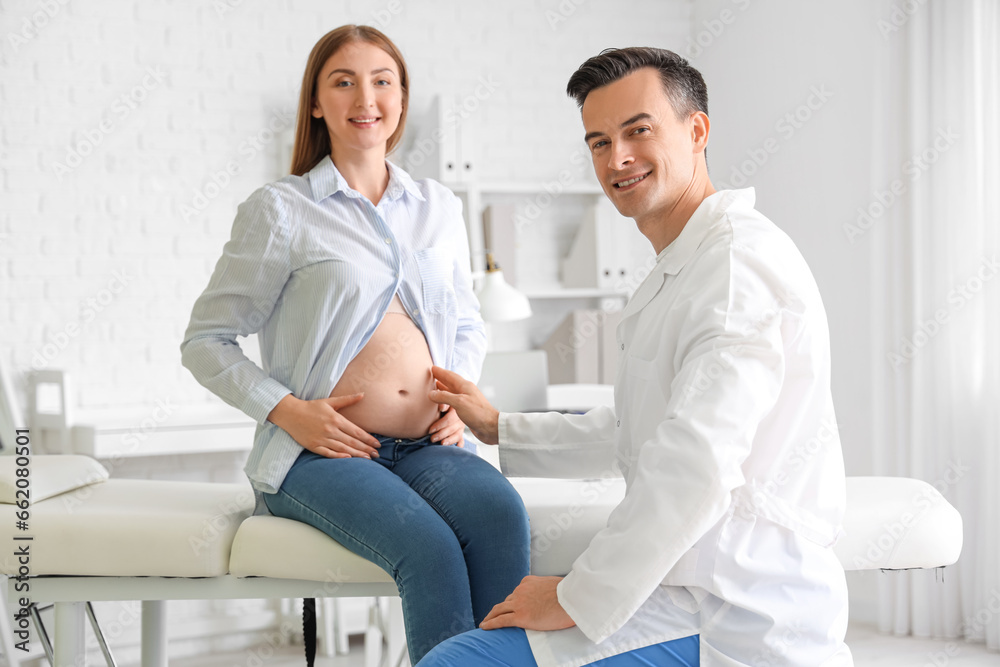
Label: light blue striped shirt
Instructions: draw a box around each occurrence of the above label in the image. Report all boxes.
[181,156,487,497]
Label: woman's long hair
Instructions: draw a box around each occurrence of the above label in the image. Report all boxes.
[289,25,409,176]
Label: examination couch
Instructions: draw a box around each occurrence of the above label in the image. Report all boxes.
[0,454,963,667]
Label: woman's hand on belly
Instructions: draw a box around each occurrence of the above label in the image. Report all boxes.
[428,405,466,447]
[267,393,382,459]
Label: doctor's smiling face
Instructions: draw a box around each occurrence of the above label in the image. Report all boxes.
[580,66,713,252]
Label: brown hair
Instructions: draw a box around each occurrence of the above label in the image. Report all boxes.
[566,47,708,120]
[290,25,410,176]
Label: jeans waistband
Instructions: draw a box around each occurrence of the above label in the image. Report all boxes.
[371,433,434,447]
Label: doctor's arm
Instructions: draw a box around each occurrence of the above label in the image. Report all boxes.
[556,249,788,644]
[430,367,619,478]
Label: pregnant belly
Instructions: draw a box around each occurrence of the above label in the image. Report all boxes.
[330,313,441,438]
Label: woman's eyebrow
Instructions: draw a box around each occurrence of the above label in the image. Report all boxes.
[327,67,396,78]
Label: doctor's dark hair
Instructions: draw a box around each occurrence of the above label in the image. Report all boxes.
[565,47,708,120]
[290,25,409,176]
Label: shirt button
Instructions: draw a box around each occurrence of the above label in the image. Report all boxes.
[413,309,419,315]
[385,237,392,244]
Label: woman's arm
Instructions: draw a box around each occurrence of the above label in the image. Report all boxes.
[180,185,294,424]
[181,185,380,458]
[445,195,488,384]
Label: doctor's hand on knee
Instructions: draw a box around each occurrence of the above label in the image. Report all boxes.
[267,393,382,459]
[480,575,576,632]
[429,366,500,445]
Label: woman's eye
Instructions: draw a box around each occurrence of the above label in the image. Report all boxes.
[335,80,353,87]
[375,79,391,86]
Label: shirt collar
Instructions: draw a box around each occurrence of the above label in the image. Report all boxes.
[655,187,756,276]
[307,155,426,204]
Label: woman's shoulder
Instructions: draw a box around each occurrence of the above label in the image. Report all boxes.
[236,174,313,216]
[387,162,460,204]
[407,176,464,213]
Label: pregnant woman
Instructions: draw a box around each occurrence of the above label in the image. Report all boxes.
[180,25,530,663]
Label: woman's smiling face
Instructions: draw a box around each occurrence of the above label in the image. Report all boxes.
[312,40,404,160]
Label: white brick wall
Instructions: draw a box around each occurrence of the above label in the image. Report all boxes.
[1,0,691,418]
[1,0,691,658]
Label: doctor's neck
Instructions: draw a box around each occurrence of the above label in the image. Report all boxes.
[638,166,716,256]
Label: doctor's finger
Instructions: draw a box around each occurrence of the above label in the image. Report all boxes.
[430,365,464,386]
[480,610,518,630]
[482,600,514,623]
[428,388,462,408]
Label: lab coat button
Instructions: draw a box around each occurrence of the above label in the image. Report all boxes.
[620,343,624,350]
[616,420,621,427]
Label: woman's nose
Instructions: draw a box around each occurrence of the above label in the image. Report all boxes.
[355,84,375,108]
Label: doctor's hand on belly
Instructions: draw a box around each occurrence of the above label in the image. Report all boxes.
[267,393,383,459]
[430,366,501,445]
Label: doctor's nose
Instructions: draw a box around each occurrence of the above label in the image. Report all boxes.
[608,144,635,171]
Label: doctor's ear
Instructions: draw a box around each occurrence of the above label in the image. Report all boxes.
[690,111,710,152]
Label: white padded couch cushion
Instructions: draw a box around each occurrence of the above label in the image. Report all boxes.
[230,477,627,581]
[0,454,108,504]
[836,476,962,571]
[230,516,394,582]
[0,478,253,577]
[231,476,964,581]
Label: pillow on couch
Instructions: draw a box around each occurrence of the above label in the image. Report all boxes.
[0,454,109,504]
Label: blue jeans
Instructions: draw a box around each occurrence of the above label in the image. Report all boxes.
[263,435,531,664]
[417,628,700,666]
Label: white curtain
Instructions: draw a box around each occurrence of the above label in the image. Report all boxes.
[870,0,1000,650]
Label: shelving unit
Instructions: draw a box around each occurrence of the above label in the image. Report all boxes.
[445,179,608,281]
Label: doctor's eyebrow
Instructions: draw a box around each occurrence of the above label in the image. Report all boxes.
[583,112,654,143]
[327,67,396,78]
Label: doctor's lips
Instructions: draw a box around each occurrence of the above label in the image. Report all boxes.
[612,171,652,189]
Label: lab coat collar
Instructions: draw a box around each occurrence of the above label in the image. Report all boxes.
[658,187,756,276]
[622,188,756,321]
[307,156,426,203]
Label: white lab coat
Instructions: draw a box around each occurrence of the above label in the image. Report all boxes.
[498,189,854,667]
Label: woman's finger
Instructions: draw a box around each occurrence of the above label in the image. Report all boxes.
[313,446,350,459]
[326,392,365,410]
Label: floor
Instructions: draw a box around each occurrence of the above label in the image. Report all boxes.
[165,622,1000,666]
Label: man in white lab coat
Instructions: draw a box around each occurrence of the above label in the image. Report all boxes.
[419,47,854,667]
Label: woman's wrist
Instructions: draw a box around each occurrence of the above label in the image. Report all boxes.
[267,393,301,430]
